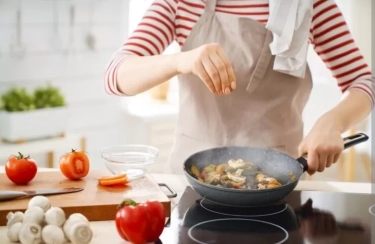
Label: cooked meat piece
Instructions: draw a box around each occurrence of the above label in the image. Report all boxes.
[232,181,246,189]
[256,173,267,182]
[265,177,278,184]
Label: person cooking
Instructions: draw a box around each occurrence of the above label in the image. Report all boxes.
[105,0,373,175]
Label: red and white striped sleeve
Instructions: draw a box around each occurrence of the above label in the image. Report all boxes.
[104,0,178,96]
[310,0,374,106]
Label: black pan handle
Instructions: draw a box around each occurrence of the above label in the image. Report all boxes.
[343,132,369,149]
[158,183,177,198]
[297,132,369,172]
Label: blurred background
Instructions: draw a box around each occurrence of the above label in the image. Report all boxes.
[0,0,372,182]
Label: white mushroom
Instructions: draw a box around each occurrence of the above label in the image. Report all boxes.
[228,159,247,169]
[68,213,89,223]
[44,207,66,227]
[7,222,22,242]
[63,218,92,244]
[42,225,66,244]
[6,211,24,227]
[28,196,51,213]
[19,223,42,244]
[23,206,44,225]
[227,171,246,184]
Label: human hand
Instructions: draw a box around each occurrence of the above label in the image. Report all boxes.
[298,117,344,175]
[174,43,236,95]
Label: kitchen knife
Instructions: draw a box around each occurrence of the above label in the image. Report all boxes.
[0,187,84,201]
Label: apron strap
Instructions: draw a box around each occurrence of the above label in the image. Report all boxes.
[204,0,217,13]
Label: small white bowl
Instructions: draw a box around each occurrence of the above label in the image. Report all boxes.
[101,145,159,179]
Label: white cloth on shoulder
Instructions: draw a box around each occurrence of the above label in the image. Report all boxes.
[266,0,314,78]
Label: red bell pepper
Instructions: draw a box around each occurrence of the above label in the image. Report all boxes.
[115,199,166,244]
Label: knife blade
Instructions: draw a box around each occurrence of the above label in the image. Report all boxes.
[0,187,84,201]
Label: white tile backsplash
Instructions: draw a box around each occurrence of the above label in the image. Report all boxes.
[21,0,54,24]
[0,24,125,56]
[0,0,130,168]
[0,0,19,24]
[0,51,112,82]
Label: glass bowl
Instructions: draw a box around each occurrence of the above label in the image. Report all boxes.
[101,145,159,179]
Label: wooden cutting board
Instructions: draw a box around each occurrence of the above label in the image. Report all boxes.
[0,170,171,226]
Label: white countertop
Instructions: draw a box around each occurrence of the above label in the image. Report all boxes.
[0,167,371,243]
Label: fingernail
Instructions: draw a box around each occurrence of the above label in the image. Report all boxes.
[231,81,236,90]
[225,87,230,95]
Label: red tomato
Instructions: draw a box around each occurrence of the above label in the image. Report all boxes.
[5,152,38,185]
[115,199,165,244]
[59,149,90,180]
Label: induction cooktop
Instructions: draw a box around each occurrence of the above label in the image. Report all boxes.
[159,186,374,244]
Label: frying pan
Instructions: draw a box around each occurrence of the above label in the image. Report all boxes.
[183,132,369,206]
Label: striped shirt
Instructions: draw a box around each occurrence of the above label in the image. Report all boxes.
[105,0,374,104]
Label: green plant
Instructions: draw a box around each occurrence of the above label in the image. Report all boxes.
[34,85,65,109]
[0,84,66,112]
[0,87,35,112]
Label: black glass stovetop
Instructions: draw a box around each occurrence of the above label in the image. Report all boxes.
[159,186,375,244]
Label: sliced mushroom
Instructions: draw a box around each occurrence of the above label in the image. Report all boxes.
[234,169,243,176]
[228,159,247,170]
[227,171,246,184]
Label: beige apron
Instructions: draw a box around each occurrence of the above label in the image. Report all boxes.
[166,0,313,175]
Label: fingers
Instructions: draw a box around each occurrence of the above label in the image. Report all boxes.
[317,152,327,172]
[333,153,341,164]
[299,141,343,175]
[195,61,216,93]
[216,47,236,90]
[326,154,335,168]
[208,52,231,94]
[307,150,319,175]
[193,43,236,95]
[201,56,222,94]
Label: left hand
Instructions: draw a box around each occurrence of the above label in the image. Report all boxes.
[298,117,344,175]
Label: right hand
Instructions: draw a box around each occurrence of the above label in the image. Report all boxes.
[174,43,236,95]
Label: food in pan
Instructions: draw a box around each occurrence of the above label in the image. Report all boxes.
[190,159,283,190]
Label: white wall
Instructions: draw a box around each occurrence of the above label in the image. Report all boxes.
[0,0,130,169]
